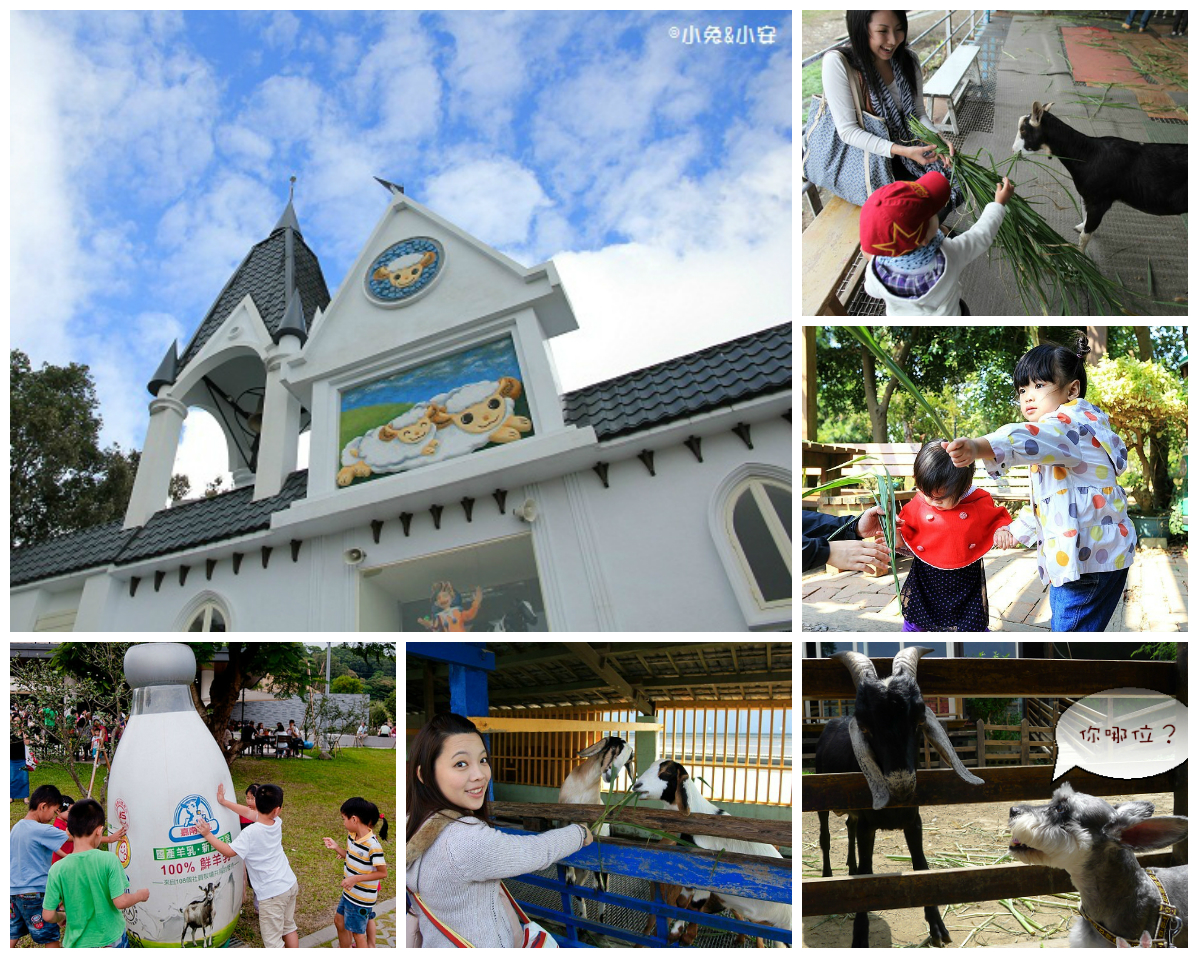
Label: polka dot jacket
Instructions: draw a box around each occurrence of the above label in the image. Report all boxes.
[983,398,1137,587]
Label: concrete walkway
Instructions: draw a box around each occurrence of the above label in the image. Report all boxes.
[298,897,398,948]
[801,547,1187,631]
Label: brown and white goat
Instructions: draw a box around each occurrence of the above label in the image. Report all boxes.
[633,758,790,947]
[558,736,635,922]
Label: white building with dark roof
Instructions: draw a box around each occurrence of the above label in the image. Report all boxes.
[11,185,791,631]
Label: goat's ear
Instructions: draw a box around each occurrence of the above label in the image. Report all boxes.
[677,770,691,815]
[577,739,606,758]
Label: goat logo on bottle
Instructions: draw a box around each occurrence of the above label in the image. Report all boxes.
[173,795,218,844]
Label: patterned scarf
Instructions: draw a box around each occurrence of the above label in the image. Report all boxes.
[864,50,962,208]
[876,226,946,272]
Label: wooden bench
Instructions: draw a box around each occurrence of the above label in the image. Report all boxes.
[809,442,1033,510]
[974,464,1032,503]
[805,443,923,515]
[802,185,868,316]
[922,43,983,137]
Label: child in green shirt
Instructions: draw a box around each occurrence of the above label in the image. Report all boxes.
[41,799,148,948]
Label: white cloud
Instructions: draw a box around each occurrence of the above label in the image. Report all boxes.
[154,173,279,315]
[350,13,442,146]
[11,11,220,364]
[549,210,790,393]
[439,11,532,140]
[236,74,326,149]
[423,158,553,252]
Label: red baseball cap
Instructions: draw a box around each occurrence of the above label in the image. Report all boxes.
[860,171,950,256]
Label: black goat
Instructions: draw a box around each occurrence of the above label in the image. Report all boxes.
[814,647,984,948]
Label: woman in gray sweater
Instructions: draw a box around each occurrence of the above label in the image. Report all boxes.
[407,713,593,947]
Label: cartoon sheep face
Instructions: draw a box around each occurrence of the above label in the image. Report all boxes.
[433,377,529,440]
[372,250,436,290]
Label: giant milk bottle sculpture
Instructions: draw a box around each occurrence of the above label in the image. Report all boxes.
[107,643,244,947]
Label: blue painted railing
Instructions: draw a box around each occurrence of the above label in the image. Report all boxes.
[497,826,792,947]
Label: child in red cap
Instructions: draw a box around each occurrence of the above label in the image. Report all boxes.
[861,167,1014,315]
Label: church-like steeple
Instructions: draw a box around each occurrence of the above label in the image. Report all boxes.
[125,182,328,527]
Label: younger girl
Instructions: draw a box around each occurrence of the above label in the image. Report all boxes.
[406,713,592,947]
[942,333,1136,631]
[898,441,1011,630]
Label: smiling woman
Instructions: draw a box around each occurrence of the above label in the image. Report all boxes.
[406,712,592,947]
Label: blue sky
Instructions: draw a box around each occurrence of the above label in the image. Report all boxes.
[12,10,791,490]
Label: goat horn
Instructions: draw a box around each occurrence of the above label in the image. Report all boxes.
[831,651,878,691]
[892,646,933,679]
[923,707,984,786]
[848,718,892,810]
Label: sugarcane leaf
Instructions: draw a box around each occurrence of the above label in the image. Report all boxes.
[844,326,951,437]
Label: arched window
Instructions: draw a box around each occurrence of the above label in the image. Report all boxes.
[729,478,792,606]
[186,604,227,632]
[710,466,792,628]
[178,593,230,632]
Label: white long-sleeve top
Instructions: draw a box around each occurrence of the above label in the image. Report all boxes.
[821,49,935,157]
[863,201,1007,315]
[407,816,587,948]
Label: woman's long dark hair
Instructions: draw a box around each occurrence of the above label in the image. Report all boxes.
[406,712,495,842]
[835,11,918,112]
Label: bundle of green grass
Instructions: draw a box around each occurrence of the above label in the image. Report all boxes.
[907,117,1129,315]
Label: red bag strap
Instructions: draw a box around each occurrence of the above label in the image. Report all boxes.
[406,882,533,947]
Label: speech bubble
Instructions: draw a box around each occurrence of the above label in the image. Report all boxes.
[1053,687,1187,781]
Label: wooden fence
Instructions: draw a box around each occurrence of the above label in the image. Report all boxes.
[493,801,791,946]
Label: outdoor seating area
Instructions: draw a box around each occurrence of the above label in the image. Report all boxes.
[802,11,1187,316]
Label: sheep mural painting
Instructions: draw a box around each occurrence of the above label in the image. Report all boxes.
[814,647,984,948]
[336,336,534,488]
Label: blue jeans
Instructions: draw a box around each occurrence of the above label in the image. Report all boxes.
[1050,568,1129,631]
[337,895,376,935]
[9,893,60,944]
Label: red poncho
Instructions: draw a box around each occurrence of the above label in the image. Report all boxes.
[899,489,1011,570]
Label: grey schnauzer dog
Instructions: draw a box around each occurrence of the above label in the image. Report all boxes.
[1008,783,1188,947]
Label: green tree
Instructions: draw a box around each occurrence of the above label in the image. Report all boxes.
[1088,357,1186,513]
[331,675,365,694]
[11,350,191,547]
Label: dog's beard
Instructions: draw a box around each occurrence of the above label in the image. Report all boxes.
[1007,811,1092,873]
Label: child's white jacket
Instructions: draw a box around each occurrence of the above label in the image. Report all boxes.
[863,202,1006,316]
[982,398,1137,587]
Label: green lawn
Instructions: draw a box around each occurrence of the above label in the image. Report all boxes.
[10,747,397,947]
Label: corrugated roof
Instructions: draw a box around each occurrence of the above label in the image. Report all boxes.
[12,324,791,587]
[407,641,793,707]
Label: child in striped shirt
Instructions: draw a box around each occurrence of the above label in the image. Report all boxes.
[323,797,389,947]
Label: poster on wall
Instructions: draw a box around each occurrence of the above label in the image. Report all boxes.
[402,577,547,632]
[337,337,534,487]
